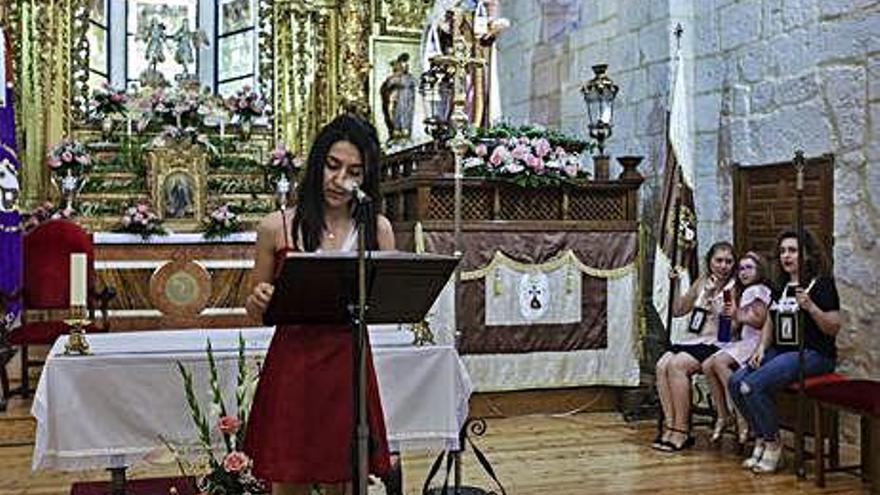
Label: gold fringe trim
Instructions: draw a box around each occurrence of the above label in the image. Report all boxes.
[461,249,636,282]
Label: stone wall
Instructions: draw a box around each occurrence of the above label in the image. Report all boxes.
[689,0,880,379]
[496,0,879,379]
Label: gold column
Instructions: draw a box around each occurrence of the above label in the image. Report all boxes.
[8,0,73,209]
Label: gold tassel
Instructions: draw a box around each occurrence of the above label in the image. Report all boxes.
[493,268,502,296]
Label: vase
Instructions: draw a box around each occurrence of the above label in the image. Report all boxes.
[52,168,86,212]
[274,174,290,209]
[616,155,644,181]
[100,116,116,142]
[239,120,252,141]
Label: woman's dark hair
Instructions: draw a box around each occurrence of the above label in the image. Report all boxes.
[774,228,828,286]
[292,113,382,252]
[736,250,773,293]
[703,241,736,281]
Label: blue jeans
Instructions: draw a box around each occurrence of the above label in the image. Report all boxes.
[728,347,835,441]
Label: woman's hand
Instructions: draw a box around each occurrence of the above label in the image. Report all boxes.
[246,282,275,319]
[794,288,815,313]
[722,300,735,317]
[748,345,765,369]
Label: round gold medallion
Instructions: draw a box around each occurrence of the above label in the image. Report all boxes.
[149,260,212,317]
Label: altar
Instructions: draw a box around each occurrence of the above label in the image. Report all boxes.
[93,232,257,331]
[32,328,472,472]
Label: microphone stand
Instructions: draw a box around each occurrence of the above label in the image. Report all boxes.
[350,195,370,495]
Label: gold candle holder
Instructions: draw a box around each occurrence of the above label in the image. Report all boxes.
[63,305,91,355]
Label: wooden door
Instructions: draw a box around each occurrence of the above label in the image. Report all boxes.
[733,154,834,267]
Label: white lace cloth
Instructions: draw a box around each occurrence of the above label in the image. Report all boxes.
[31,328,472,471]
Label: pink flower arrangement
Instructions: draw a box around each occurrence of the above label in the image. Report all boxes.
[225,86,267,124]
[266,142,303,182]
[203,203,242,239]
[135,85,219,132]
[463,135,588,187]
[88,82,129,119]
[46,138,92,176]
[175,337,268,494]
[24,201,74,231]
[115,200,167,239]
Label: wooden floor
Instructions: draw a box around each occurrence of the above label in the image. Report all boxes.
[0,395,869,495]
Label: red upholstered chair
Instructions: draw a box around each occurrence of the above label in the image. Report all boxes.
[3,219,115,397]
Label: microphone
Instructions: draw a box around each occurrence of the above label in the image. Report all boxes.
[344,180,371,204]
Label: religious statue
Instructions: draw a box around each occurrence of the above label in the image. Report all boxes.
[421,0,509,128]
[379,53,417,144]
[172,21,209,81]
[163,172,195,218]
[136,17,169,87]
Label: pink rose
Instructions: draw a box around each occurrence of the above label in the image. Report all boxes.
[474,144,488,157]
[489,146,508,167]
[217,415,241,435]
[61,151,73,163]
[77,154,91,165]
[525,154,544,171]
[510,144,528,161]
[222,451,250,473]
[136,203,148,214]
[532,138,551,158]
[47,157,61,169]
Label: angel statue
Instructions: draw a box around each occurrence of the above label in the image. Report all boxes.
[136,17,169,87]
[172,21,209,80]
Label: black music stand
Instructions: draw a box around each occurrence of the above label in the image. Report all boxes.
[263,251,459,492]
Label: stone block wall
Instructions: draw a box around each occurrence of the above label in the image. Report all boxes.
[496,0,879,379]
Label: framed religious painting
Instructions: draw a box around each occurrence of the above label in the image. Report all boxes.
[368,36,426,147]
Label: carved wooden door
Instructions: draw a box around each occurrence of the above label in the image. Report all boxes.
[733,154,834,267]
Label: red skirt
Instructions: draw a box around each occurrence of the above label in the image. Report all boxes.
[243,325,391,483]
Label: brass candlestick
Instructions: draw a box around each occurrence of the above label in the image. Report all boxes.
[63,305,91,355]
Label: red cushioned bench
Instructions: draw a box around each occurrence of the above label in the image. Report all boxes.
[808,379,880,495]
[779,372,848,476]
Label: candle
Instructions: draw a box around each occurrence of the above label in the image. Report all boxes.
[220,120,225,140]
[126,117,132,138]
[414,221,425,254]
[70,253,87,307]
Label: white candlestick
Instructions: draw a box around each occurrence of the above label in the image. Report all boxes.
[220,120,225,140]
[70,253,87,307]
[127,117,132,138]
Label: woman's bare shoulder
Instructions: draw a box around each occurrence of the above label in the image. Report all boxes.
[258,209,292,234]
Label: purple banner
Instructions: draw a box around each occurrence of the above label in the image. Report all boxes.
[0,27,22,331]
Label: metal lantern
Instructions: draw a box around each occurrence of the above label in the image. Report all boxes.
[419,67,452,142]
[580,64,619,155]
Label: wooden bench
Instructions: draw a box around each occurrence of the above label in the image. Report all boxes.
[808,379,880,495]
[776,372,847,475]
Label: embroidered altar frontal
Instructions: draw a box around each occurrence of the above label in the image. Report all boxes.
[430,231,634,354]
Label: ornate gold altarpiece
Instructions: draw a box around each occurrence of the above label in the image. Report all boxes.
[0,0,430,331]
[2,0,428,212]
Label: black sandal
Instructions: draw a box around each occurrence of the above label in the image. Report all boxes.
[658,427,695,452]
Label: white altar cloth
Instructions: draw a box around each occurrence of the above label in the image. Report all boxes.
[32,328,472,471]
